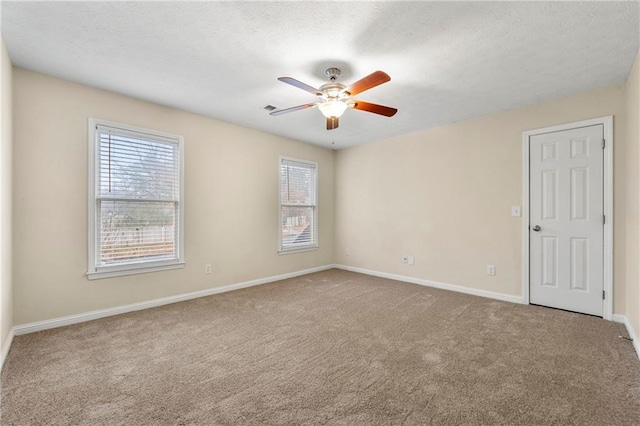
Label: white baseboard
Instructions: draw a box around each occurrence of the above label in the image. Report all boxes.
[612,314,640,361]
[10,263,638,365]
[0,327,15,372]
[334,264,524,305]
[13,264,334,336]
[612,314,626,324]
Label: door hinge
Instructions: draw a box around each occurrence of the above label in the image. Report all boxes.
[602,139,606,149]
[603,290,606,300]
[603,215,606,225]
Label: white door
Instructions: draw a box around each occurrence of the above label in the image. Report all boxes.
[529,124,604,316]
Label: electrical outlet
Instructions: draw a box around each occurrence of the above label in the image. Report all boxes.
[345,248,350,256]
[487,264,496,276]
[402,255,409,264]
[205,264,212,274]
[408,256,415,266]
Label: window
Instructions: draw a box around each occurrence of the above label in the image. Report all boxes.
[87,119,184,279]
[279,157,318,253]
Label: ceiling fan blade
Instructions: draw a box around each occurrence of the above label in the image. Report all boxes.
[343,71,391,96]
[352,101,398,117]
[327,117,339,130]
[270,103,319,116]
[277,77,322,96]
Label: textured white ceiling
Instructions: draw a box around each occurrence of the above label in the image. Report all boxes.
[2,1,638,149]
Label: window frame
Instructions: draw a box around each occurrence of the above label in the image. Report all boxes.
[87,118,185,280]
[278,156,319,254]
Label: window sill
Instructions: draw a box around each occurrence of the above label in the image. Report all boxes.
[278,246,319,255]
[87,262,185,280]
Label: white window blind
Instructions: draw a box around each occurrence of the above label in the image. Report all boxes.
[280,158,318,252]
[88,119,184,279]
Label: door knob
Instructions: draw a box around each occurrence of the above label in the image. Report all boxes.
[531,225,541,232]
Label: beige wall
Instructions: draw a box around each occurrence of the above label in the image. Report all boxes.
[1,39,13,352]
[335,85,627,314]
[13,69,335,325]
[9,65,637,327]
[627,50,640,336]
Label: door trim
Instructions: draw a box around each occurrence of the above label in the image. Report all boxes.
[522,116,613,319]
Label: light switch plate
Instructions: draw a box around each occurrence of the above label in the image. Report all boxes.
[511,206,521,217]
[487,265,496,276]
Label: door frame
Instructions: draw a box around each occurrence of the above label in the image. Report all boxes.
[521,116,613,320]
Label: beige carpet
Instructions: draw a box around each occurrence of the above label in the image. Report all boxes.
[1,269,639,425]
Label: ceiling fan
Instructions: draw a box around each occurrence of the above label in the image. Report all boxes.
[270,68,398,130]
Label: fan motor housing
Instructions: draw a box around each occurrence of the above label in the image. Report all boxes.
[320,82,346,97]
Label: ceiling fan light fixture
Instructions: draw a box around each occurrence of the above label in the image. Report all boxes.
[272,69,396,129]
[318,100,348,118]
